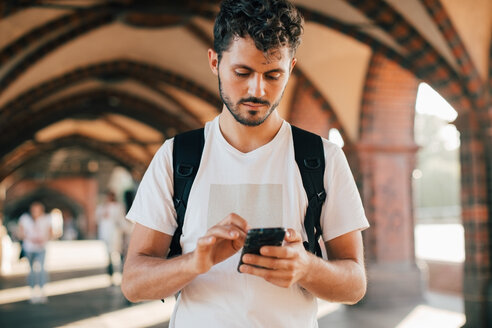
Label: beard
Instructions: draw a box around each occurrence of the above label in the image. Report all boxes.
[218,74,283,127]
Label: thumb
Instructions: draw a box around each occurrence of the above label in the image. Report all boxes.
[285,228,302,243]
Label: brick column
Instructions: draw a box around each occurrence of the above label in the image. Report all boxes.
[356,53,422,306]
[457,104,492,326]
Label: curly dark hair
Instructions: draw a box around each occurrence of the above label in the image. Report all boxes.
[213,0,304,61]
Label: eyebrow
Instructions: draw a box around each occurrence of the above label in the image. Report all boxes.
[232,64,285,74]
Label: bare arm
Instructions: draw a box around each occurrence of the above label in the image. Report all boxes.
[121,223,194,301]
[121,214,249,302]
[299,231,366,303]
[239,230,366,304]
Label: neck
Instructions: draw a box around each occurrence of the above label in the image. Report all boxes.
[218,107,283,153]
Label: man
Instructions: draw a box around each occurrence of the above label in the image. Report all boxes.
[96,190,126,282]
[18,202,53,304]
[122,0,369,326]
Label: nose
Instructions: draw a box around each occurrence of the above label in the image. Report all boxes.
[247,73,266,98]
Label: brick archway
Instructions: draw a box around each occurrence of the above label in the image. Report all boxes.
[288,69,351,146]
[0,59,221,124]
[0,88,198,160]
[0,134,147,182]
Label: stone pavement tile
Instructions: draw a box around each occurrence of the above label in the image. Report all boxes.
[318,304,417,328]
[0,282,464,328]
[0,285,131,328]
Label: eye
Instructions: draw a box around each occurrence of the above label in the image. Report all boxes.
[265,73,281,81]
[234,70,250,77]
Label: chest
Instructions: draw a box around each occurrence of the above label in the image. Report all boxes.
[23,217,49,236]
[180,139,308,252]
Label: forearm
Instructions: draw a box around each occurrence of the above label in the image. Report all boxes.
[299,254,366,304]
[121,252,199,302]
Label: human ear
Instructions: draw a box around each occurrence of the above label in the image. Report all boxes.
[208,49,219,75]
[290,57,297,73]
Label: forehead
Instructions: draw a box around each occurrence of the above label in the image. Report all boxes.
[222,36,291,67]
[31,203,43,210]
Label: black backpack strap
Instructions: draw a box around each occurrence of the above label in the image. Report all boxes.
[291,125,326,257]
[169,128,205,258]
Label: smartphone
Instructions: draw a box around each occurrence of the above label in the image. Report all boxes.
[237,227,286,272]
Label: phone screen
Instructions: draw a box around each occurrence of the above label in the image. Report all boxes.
[237,227,286,272]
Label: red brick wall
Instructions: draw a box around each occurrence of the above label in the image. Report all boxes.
[357,53,419,264]
[289,70,349,143]
[289,76,332,139]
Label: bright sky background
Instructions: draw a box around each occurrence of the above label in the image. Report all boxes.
[415,83,458,122]
[329,128,344,147]
[416,82,460,150]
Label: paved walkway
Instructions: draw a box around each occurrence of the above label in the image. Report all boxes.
[0,240,465,328]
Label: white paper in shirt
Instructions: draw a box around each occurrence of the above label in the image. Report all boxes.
[207,184,282,228]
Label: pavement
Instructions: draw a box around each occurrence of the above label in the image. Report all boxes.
[0,240,466,328]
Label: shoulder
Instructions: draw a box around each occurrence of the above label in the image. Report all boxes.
[321,138,345,162]
[288,124,345,162]
[155,138,174,160]
[19,213,31,224]
[145,138,174,173]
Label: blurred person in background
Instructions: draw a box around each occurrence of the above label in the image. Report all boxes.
[61,209,78,241]
[18,201,53,304]
[96,190,126,284]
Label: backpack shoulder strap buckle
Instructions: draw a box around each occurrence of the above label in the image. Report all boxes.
[176,164,194,177]
[303,158,321,170]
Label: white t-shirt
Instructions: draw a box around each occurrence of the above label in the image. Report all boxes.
[127,117,369,328]
[19,213,52,253]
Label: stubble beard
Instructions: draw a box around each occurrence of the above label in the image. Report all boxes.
[218,74,283,127]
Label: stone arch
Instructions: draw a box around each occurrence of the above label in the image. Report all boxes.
[420,0,486,107]
[0,59,221,123]
[0,88,198,159]
[0,134,148,182]
[4,186,85,224]
[0,3,218,96]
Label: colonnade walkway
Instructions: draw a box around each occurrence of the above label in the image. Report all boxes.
[0,240,465,327]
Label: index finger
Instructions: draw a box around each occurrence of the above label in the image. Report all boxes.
[218,213,250,232]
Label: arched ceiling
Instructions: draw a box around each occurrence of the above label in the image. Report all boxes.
[0,0,489,184]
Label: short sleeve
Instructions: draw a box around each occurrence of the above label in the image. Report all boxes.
[126,138,178,235]
[320,141,369,241]
[19,213,29,229]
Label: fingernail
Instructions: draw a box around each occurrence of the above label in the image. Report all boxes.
[230,231,238,237]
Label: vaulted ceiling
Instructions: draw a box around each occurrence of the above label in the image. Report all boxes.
[0,0,490,184]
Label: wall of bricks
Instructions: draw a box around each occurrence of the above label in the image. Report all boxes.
[357,53,419,263]
[355,53,423,305]
[288,70,348,143]
[457,108,492,327]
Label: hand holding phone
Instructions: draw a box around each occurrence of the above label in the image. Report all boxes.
[237,227,286,272]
